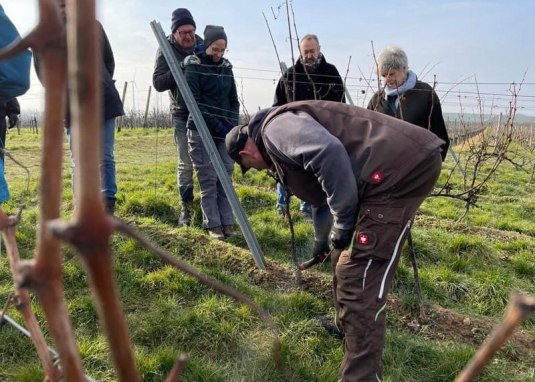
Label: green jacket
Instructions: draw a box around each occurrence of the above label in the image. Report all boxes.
[184,53,239,137]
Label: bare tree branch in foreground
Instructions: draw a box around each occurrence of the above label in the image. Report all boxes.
[454,293,535,382]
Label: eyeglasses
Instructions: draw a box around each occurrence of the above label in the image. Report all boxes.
[177,30,195,37]
[210,47,228,54]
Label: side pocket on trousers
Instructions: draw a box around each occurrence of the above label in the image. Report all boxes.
[351,205,406,261]
[336,250,367,303]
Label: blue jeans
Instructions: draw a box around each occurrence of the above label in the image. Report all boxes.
[67,117,117,200]
[187,130,234,229]
[174,115,194,203]
[276,182,311,212]
[0,158,9,203]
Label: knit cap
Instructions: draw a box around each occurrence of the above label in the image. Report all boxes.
[203,25,227,48]
[171,8,195,33]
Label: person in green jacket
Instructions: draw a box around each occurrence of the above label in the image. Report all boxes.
[183,25,239,240]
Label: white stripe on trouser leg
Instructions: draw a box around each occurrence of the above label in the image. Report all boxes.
[363,259,373,290]
[378,219,411,299]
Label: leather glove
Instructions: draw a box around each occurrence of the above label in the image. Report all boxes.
[330,227,354,250]
[299,240,330,270]
[7,114,18,129]
[312,240,329,257]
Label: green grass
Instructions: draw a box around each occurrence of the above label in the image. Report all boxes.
[0,128,534,381]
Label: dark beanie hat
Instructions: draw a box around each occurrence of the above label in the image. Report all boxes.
[171,8,195,33]
[203,25,227,48]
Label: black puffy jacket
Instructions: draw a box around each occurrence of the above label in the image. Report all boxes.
[273,54,345,106]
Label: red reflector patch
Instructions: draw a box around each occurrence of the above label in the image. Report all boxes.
[357,233,370,245]
[371,171,384,184]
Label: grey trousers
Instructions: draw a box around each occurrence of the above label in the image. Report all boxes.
[173,115,194,204]
[187,130,235,229]
[334,152,442,382]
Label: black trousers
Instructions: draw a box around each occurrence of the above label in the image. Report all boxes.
[0,116,7,161]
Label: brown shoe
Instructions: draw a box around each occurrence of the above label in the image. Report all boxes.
[222,225,235,237]
[207,226,225,240]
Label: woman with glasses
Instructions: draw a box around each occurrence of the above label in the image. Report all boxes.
[184,25,239,240]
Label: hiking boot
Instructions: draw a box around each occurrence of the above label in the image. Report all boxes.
[316,316,345,340]
[178,203,192,226]
[207,226,225,240]
[222,225,235,237]
[105,197,116,215]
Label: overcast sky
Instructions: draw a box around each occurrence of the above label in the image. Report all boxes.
[4,0,535,117]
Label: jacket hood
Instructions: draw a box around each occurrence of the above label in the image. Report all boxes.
[248,107,276,144]
[247,107,277,166]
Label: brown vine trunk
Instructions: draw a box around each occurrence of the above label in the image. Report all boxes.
[1,213,61,381]
[63,0,140,380]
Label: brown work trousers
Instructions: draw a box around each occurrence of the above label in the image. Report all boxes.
[333,152,442,382]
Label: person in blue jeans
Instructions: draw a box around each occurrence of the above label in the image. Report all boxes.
[153,8,203,226]
[66,115,118,211]
[34,2,124,213]
[65,21,123,214]
[276,182,312,220]
[272,34,345,221]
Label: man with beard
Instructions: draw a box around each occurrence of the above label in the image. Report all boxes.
[273,34,345,105]
[273,34,345,223]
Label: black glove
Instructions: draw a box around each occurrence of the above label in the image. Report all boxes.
[299,240,330,270]
[330,227,354,250]
[7,114,18,129]
[214,120,234,138]
[222,120,234,131]
[194,42,205,55]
